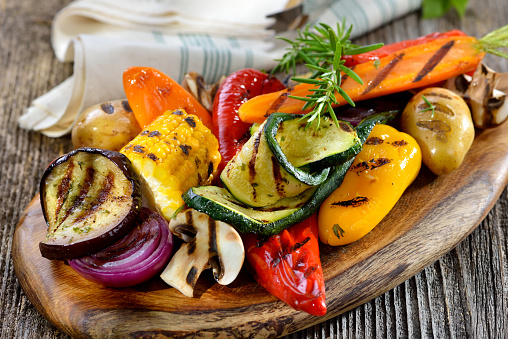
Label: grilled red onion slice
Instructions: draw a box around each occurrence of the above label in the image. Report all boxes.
[68,208,173,287]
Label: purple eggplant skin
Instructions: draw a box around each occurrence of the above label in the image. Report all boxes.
[39,147,142,260]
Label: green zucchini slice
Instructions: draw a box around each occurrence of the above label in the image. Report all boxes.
[220,119,325,208]
[265,113,361,173]
[185,111,399,236]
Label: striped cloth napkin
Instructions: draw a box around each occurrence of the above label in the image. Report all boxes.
[19,0,422,137]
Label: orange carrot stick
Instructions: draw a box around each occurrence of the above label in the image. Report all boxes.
[238,36,485,123]
[123,66,213,130]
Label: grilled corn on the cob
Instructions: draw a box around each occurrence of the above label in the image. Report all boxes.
[120,109,220,220]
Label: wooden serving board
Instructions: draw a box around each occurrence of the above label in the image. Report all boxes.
[13,78,508,338]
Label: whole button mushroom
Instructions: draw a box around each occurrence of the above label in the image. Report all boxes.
[401,87,475,176]
[71,99,141,151]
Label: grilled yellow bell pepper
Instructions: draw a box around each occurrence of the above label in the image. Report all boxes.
[318,124,421,246]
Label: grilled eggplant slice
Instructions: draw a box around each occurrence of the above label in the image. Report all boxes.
[39,147,142,260]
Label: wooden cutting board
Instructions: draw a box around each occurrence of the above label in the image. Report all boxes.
[13,77,508,338]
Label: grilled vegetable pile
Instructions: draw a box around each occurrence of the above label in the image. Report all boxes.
[38,22,508,316]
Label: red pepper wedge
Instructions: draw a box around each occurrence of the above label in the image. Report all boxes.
[242,213,327,316]
[212,68,285,174]
[343,29,467,66]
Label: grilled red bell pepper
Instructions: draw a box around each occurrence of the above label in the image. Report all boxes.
[343,29,467,66]
[212,68,285,174]
[242,213,327,316]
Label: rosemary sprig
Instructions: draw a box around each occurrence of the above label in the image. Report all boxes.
[272,20,383,128]
[420,95,436,118]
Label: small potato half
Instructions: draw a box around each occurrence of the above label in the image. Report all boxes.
[401,87,474,176]
[72,100,141,151]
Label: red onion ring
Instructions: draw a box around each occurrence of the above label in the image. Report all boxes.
[68,208,173,287]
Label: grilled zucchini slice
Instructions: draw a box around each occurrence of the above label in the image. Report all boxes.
[186,111,399,236]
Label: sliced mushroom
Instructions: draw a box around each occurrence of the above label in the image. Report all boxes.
[181,72,225,112]
[443,63,508,129]
[160,209,244,297]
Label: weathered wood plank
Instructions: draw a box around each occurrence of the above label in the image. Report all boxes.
[1,0,507,338]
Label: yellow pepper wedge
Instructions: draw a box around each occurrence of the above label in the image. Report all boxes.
[318,124,422,246]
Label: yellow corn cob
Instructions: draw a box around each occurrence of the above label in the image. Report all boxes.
[120,109,220,220]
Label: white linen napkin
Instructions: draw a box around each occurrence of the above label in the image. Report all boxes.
[19,0,422,137]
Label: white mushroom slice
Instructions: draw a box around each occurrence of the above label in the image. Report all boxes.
[443,63,508,129]
[160,209,244,297]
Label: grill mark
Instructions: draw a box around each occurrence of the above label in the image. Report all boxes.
[57,166,95,227]
[74,172,115,223]
[271,155,285,197]
[208,218,218,256]
[248,132,262,201]
[289,237,310,253]
[413,40,455,83]
[362,53,404,95]
[351,158,391,174]
[365,137,384,146]
[271,236,311,268]
[100,103,115,114]
[391,140,409,147]
[265,89,291,117]
[304,265,318,279]
[122,100,132,113]
[186,266,198,288]
[55,161,75,222]
[331,196,369,207]
[370,158,391,169]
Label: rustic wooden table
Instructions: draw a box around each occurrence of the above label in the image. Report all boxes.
[1,0,507,338]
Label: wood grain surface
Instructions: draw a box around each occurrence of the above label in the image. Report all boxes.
[2,0,508,338]
[11,92,508,337]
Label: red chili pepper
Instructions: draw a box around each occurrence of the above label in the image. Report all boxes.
[242,213,327,316]
[212,68,286,174]
[343,29,467,67]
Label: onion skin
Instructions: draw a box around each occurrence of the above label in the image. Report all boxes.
[68,208,173,287]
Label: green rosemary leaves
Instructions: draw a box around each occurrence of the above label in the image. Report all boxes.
[272,21,383,128]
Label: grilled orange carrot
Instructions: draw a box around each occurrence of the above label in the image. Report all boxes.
[238,35,485,123]
[123,66,213,129]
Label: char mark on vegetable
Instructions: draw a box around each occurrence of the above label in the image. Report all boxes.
[365,137,384,145]
[184,116,197,128]
[186,266,198,288]
[265,89,291,117]
[74,173,115,223]
[369,157,391,169]
[122,100,132,112]
[362,53,404,95]
[179,144,192,155]
[147,153,159,162]
[304,265,317,279]
[351,158,391,174]
[339,121,353,133]
[249,131,262,180]
[57,166,95,227]
[413,40,455,83]
[54,160,75,221]
[289,237,310,253]
[417,102,455,116]
[331,196,369,207]
[271,155,285,197]
[208,217,218,256]
[100,103,115,114]
[391,140,409,147]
